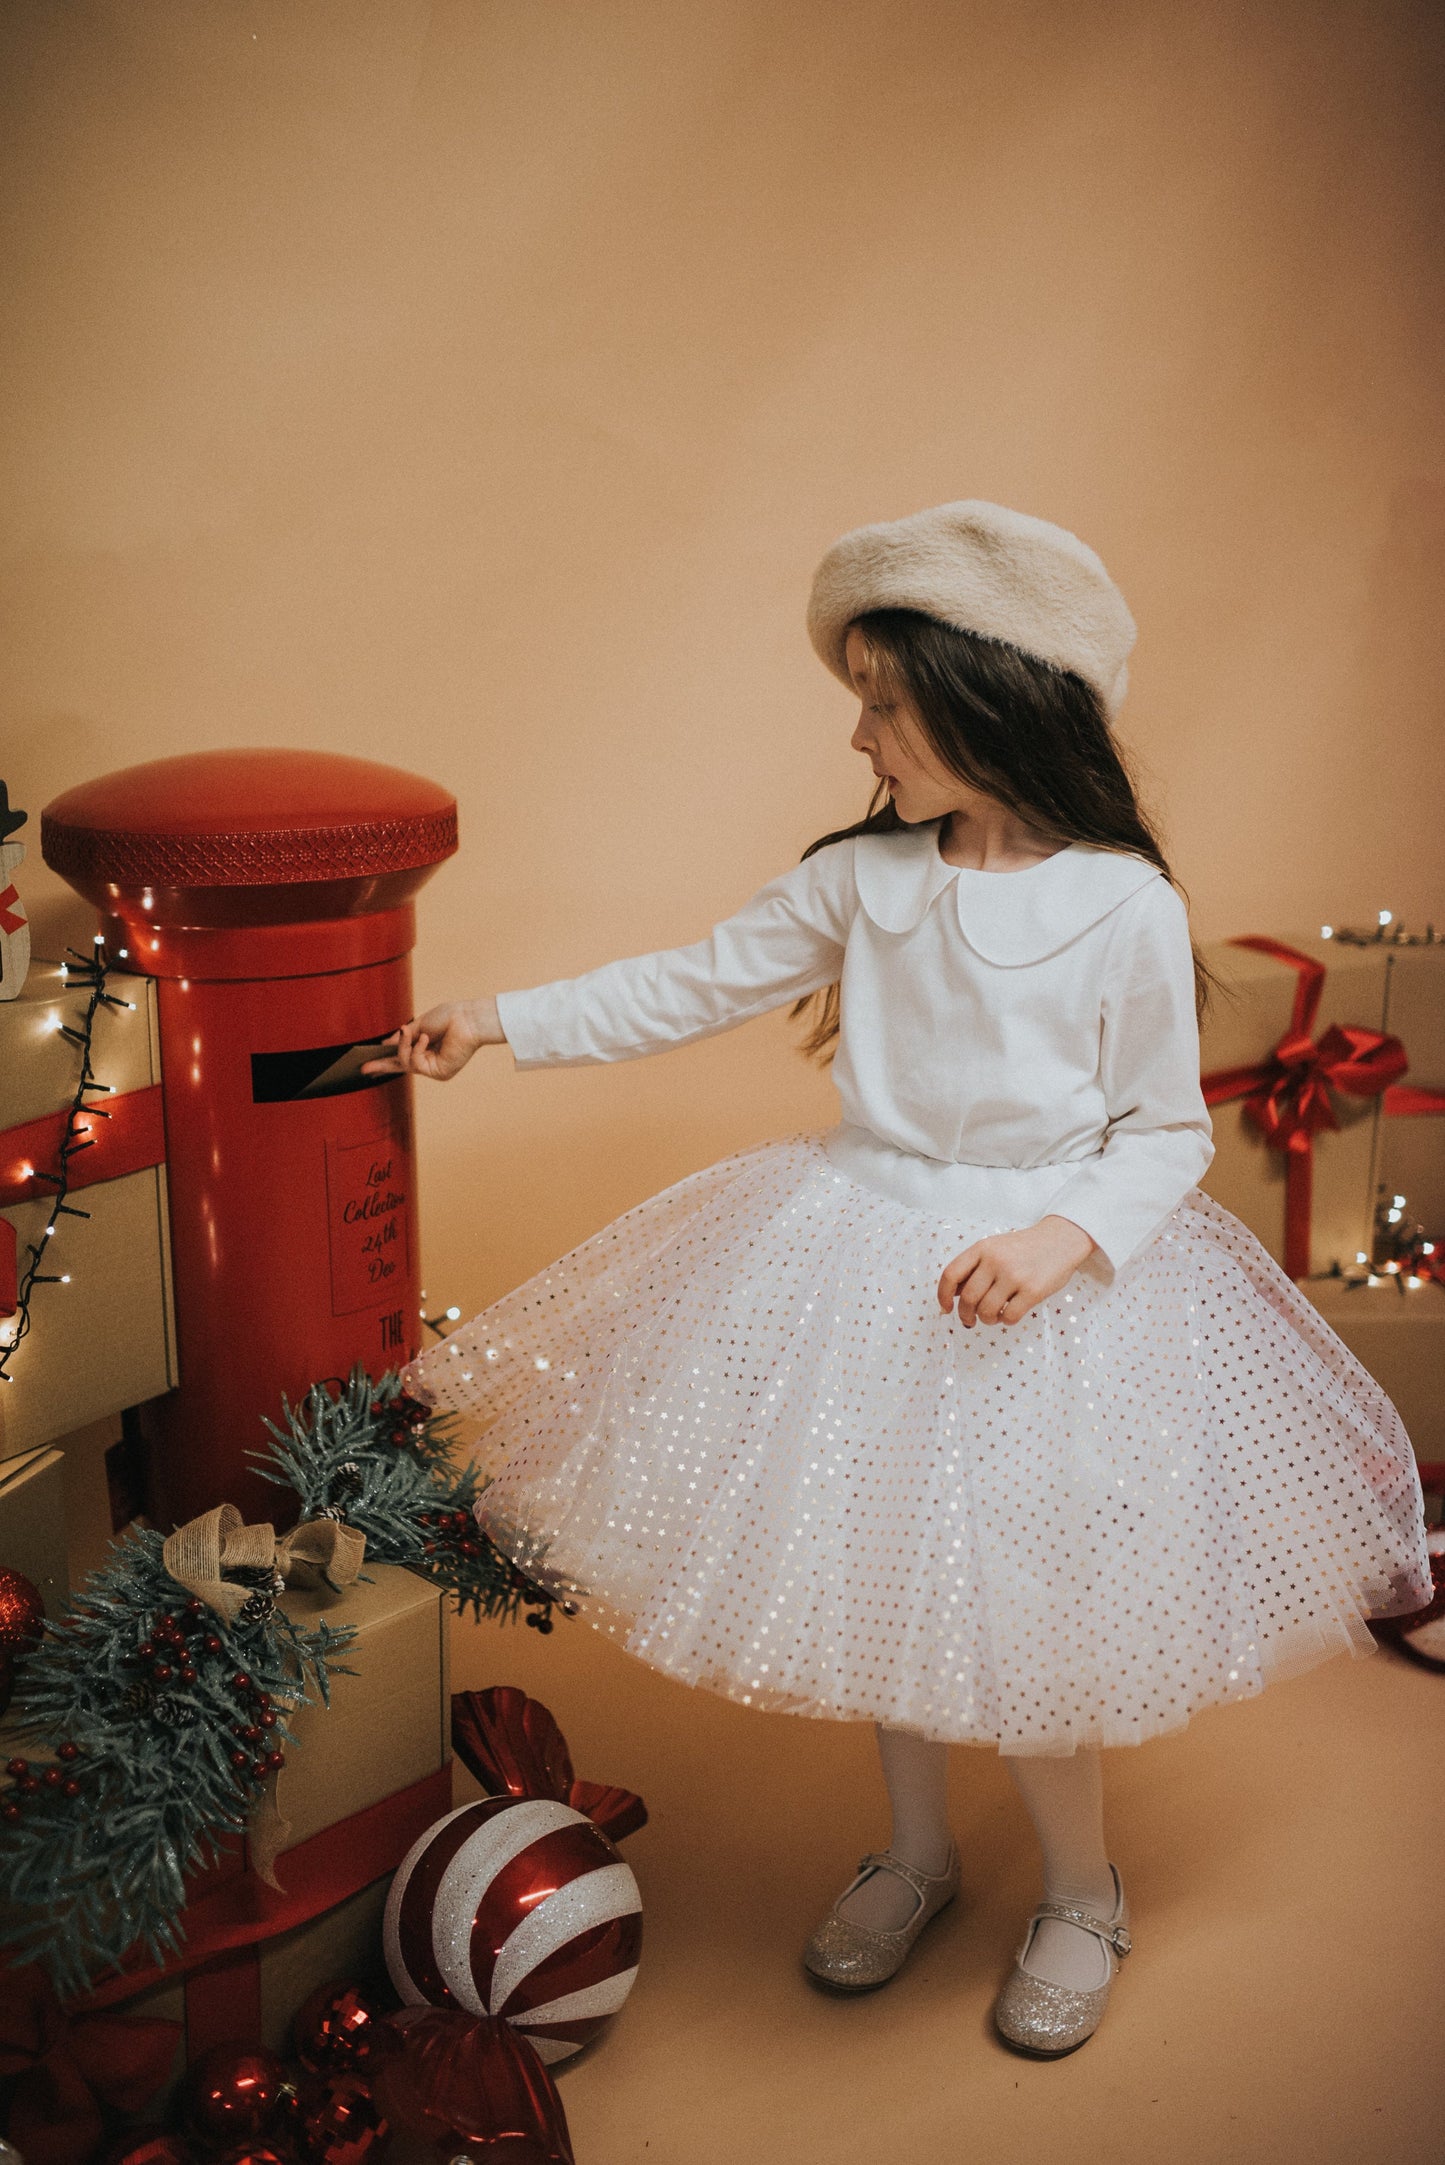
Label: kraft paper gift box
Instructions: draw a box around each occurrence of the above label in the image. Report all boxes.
[77,1562,453,2076]
[1197,930,1445,1279]
[1372,939,1445,1237]
[0,960,176,1461]
[1197,933,1388,1276]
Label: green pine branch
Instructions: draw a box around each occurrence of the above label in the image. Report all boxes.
[251,1366,567,1632]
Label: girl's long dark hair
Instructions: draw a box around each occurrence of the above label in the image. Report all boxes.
[791,608,1229,1061]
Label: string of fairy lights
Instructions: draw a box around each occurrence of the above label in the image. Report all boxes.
[0,938,135,1387]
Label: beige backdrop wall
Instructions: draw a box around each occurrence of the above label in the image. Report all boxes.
[3,0,1442,1318]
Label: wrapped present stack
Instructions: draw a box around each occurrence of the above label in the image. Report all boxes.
[1198,912,1445,1494]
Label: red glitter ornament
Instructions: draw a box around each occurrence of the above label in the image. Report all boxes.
[183,2043,287,2143]
[293,1981,389,2075]
[286,2070,387,2165]
[0,1567,44,1657]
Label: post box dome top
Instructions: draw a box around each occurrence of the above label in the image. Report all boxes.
[42,749,458,889]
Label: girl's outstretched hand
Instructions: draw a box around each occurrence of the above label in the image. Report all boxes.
[360,997,502,1082]
[938,1215,1097,1329]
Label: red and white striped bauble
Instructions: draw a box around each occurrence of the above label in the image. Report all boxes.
[383,1795,642,2065]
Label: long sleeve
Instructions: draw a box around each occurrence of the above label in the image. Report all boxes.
[495,839,857,1068]
[1038,878,1215,1278]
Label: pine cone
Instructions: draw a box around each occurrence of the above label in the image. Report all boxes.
[152,1694,200,1728]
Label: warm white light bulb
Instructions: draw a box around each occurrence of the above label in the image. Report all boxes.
[445,1306,460,1321]
[1379,909,1392,925]
[1321,925,1333,939]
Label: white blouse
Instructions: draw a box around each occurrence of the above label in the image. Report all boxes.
[494,821,1216,1282]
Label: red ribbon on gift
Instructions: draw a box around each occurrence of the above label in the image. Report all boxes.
[1200,935,1445,1279]
[0,1084,166,1210]
[0,1965,181,2165]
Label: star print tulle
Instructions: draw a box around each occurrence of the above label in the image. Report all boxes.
[407,1133,1432,1755]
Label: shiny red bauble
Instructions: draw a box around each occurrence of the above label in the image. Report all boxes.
[182,2043,288,2143]
[286,2070,388,2165]
[291,1980,389,2074]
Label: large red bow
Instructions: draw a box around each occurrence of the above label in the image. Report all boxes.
[0,1964,180,2165]
[1200,936,1421,1278]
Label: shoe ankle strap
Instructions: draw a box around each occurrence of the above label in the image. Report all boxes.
[1031,1895,1132,1959]
[856,1848,953,1901]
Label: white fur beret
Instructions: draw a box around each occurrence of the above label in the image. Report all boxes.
[806,499,1138,718]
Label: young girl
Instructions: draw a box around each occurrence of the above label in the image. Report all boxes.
[366,500,1432,2059]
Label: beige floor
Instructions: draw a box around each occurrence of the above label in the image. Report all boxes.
[450,1611,1444,2165]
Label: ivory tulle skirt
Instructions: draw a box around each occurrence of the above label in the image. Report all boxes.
[408,1131,1432,1755]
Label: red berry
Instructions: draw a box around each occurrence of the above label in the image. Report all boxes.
[1,1803,20,1823]
[41,1767,62,1788]
[252,1758,271,1780]
[56,1742,79,1762]
[232,1674,252,1692]
[204,1635,223,1654]
[17,1777,39,1796]
[266,1749,285,1771]
[179,1664,197,1683]
[153,1663,173,1684]
[259,1709,278,1729]
[231,1751,250,1770]
[137,1641,156,1659]
[5,1758,28,1778]
[255,1692,272,1710]
[185,1598,203,1615]
[61,1779,81,1799]
[423,1541,437,1555]
[158,1613,177,1630]
[242,1724,262,1743]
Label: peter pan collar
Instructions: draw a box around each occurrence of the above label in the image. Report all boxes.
[852,822,1161,966]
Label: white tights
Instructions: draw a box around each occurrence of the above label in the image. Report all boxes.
[833,1725,1117,1990]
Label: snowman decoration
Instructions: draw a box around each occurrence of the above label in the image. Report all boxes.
[0,785,29,1001]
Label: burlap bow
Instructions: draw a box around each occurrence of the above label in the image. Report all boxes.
[160,1502,366,1883]
[161,1501,365,1622]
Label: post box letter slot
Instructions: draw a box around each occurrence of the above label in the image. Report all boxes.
[251,1037,397,1102]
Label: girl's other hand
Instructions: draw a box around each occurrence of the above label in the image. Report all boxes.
[360,997,502,1082]
[938,1215,1096,1329]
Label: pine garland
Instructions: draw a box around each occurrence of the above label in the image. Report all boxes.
[252,1367,569,1633]
[0,1527,352,1996]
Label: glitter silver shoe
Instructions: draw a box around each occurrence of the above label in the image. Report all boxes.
[801,1843,961,1993]
[993,1864,1131,2057]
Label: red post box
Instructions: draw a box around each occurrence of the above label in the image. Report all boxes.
[42,749,457,1525]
